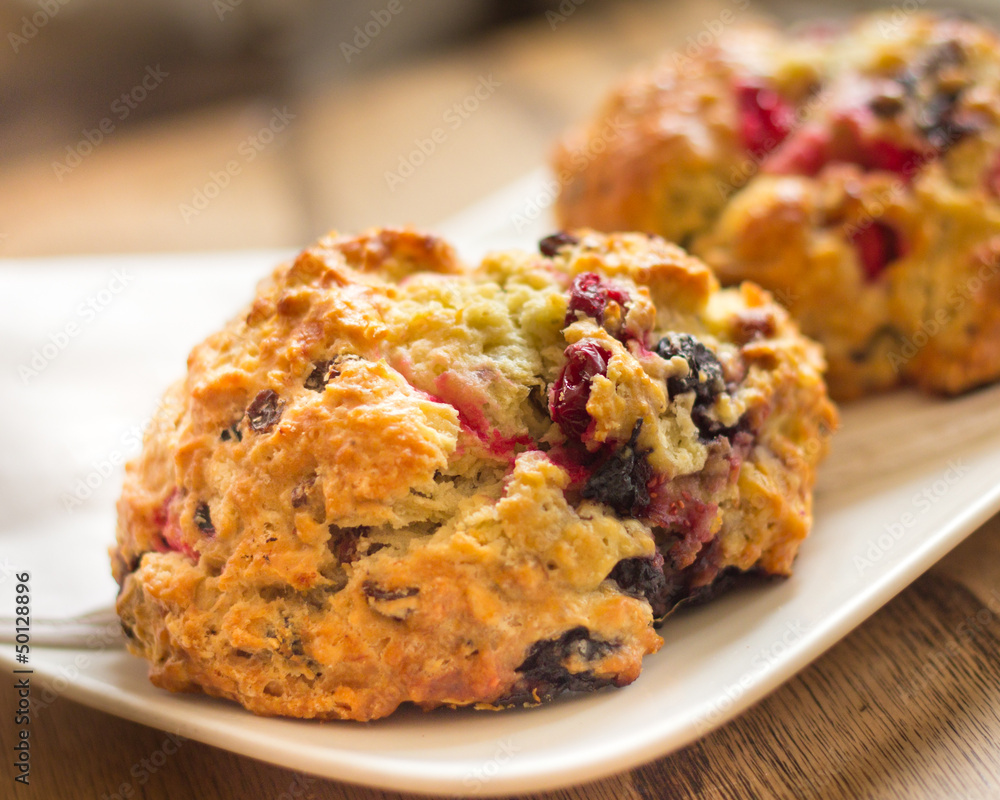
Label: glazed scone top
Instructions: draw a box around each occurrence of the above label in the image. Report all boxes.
[555,13,1000,398]
[556,13,1000,244]
[113,229,835,720]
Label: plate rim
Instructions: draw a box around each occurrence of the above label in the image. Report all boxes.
[5,173,1000,794]
[4,476,1000,798]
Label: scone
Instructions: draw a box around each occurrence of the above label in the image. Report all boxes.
[554,13,1000,399]
[112,228,836,721]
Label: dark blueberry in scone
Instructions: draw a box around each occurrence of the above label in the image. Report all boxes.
[655,333,725,404]
[582,422,652,517]
[502,627,619,706]
[654,332,748,442]
[112,228,835,721]
[606,555,672,621]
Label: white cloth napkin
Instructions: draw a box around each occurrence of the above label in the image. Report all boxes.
[0,250,293,633]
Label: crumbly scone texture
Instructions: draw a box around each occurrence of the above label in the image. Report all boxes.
[112,228,836,721]
[553,13,1000,399]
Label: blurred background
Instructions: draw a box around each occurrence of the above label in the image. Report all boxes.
[6,4,1000,798]
[1,0,997,257]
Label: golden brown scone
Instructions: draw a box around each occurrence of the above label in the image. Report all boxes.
[112,228,836,721]
[554,13,1000,400]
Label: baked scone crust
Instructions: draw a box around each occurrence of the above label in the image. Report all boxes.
[554,13,1000,399]
[113,228,835,720]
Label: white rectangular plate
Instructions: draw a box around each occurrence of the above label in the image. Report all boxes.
[3,170,1000,796]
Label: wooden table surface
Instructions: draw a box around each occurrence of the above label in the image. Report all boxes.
[3,1,1000,797]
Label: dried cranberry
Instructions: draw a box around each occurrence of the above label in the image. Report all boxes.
[607,286,630,308]
[763,125,829,175]
[565,273,630,326]
[545,442,597,487]
[539,231,580,257]
[246,389,283,433]
[680,536,726,599]
[566,273,606,323]
[152,490,198,562]
[837,117,924,176]
[550,341,612,439]
[849,220,904,282]
[862,138,924,176]
[648,488,719,571]
[735,79,793,158]
[767,117,924,181]
[152,494,171,529]
[328,525,368,564]
[582,422,652,517]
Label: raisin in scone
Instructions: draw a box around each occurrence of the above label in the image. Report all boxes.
[554,13,1000,399]
[112,228,836,721]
